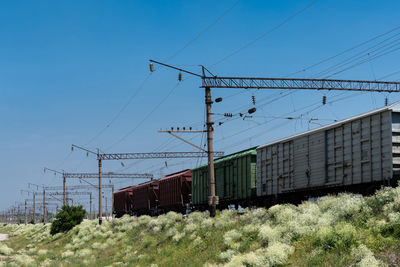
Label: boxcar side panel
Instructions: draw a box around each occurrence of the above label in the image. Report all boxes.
[257,109,395,197]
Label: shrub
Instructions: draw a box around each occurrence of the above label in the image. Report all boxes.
[0,244,13,255]
[224,229,242,247]
[258,224,281,245]
[366,186,396,214]
[313,223,357,251]
[50,205,86,235]
[351,244,385,267]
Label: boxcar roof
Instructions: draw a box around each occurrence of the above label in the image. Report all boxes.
[192,147,257,170]
[258,101,400,150]
[159,169,191,180]
[115,185,135,192]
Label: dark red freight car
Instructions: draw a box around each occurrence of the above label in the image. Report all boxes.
[158,169,192,213]
[113,186,135,218]
[132,180,159,215]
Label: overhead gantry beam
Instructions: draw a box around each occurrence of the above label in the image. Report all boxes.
[98,151,224,160]
[63,173,154,179]
[201,77,400,92]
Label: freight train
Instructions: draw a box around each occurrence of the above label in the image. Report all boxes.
[113,103,400,217]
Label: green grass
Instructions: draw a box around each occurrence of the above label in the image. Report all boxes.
[1,185,400,266]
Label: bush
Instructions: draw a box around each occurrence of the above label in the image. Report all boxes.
[313,223,357,251]
[50,205,86,235]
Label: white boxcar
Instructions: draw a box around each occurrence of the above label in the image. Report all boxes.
[256,103,400,197]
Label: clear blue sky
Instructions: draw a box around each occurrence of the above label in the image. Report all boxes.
[1,0,400,211]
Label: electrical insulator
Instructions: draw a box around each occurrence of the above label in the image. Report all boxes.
[171,127,174,131]
[252,95,256,105]
[86,151,89,157]
[178,72,182,81]
[71,146,74,151]
[322,96,327,105]
[219,122,223,125]
[385,97,388,106]
[149,63,154,72]
[189,127,192,130]
[183,127,186,131]
[215,97,223,103]
[224,113,233,117]
[177,127,180,131]
[121,162,125,167]
[248,107,256,114]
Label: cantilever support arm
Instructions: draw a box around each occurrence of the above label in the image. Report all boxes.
[158,130,207,152]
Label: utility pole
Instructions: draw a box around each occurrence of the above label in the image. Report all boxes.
[63,173,66,206]
[105,197,108,220]
[205,86,217,217]
[98,157,102,224]
[17,205,20,224]
[33,193,36,223]
[111,185,114,218]
[43,188,46,223]
[24,200,27,225]
[89,192,92,220]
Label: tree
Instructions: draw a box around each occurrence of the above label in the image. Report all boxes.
[50,205,86,235]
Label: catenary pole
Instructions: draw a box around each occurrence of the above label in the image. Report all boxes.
[205,86,218,217]
[98,156,102,225]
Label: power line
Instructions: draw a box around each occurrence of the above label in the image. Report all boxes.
[166,0,242,62]
[106,81,182,150]
[85,73,153,146]
[316,36,400,78]
[326,43,400,78]
[286,25,400,77]
[211,0,321,66]
[379,69,400,80]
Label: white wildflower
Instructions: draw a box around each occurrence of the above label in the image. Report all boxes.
[172,232,185,243]
[38,249,47,255]
[264,242,294,266]
[219,249,236,261]
[352,244,386,267]
[77,248,92,258]
[184,223,198,233]
[61,250,74,258]
[258,224,281,244]
[0,244,13,255]
[13,254,36,266]
[224,230,242,247]
[192,236,202,247]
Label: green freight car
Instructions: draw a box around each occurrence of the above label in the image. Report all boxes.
[192,148,257,208]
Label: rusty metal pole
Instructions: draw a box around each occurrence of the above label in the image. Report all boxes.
[33,193,36,224]
[89,193,92,220]
[17,205,20,224]
[43,189,46,223]
[98,157,103,225]
[24,200,27,225]
[105,197,108,220]
[205,86,218,217]
[63,173,66,206]
[111,185,114,218]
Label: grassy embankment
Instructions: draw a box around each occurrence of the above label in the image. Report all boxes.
[1,185,400,266]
